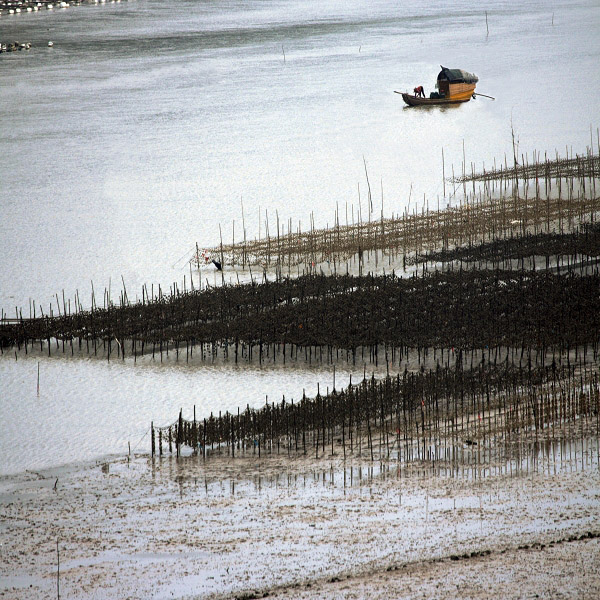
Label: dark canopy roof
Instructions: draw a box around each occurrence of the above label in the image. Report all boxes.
[437,66,479,84]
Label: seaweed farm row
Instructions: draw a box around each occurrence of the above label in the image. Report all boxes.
[151,358,600,468]
[2,267,600,367]
[408,221,600,268]
[190,150,600,272]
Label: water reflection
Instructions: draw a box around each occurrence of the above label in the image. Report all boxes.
[152,434,600,497]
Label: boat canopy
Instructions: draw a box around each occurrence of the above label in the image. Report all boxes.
[437,66,479,84]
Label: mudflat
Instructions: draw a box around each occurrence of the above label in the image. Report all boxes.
[1,446,598,599]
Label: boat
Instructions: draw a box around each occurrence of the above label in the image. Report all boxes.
[400,93,469,107]
[399,66,479,107]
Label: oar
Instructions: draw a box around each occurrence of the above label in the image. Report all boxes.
[393,90,405,95]
[473,92,495,100]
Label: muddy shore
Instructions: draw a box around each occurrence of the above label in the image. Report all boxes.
[1,444,598,599]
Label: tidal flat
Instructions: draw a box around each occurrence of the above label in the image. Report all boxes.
[1,438,599,599]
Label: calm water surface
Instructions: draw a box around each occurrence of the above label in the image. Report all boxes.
[1,0,599,474]
[0,352,361,475]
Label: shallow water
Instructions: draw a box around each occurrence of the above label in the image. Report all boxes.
[1,0,599,475]
[0,351,362,474]
[157,434,600,499]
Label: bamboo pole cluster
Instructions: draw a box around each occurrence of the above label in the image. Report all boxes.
[2,268,600,364]
[1,143,598,472]
[152,359,600,464]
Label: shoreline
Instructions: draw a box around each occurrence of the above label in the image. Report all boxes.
[0,0,124,14]
[0,450,126,482]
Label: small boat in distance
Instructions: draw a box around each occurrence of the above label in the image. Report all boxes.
[398,66,479,106]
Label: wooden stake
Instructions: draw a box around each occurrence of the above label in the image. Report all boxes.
[56,539,60,600]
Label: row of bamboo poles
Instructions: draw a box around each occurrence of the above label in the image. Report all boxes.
[191,149,599,272]
[152,358,599,464]
[409,221,600,268]
[455,147,599,184]
[2,218,598,335]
